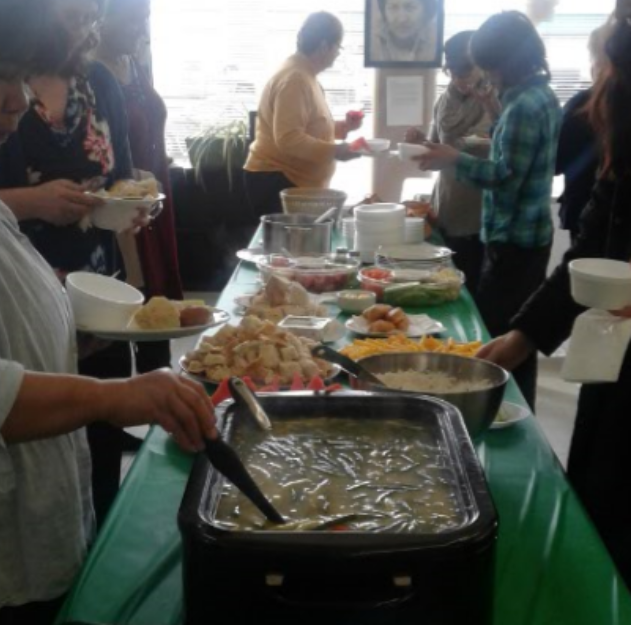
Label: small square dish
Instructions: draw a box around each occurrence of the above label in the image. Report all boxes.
[278,316,340,343]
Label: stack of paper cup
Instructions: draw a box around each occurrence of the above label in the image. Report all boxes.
[354,203,406,263]
[405,217,426,245]
[341,216,356,249]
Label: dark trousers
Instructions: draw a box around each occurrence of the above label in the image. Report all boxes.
[79,342,132,529]
[135,340,171,373]
[568,347,631,587]
[476,242,552,410]
[244,170,295,220]
[441,231,485,296]
[0,596,65,625]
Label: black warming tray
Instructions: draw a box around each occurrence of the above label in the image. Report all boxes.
[179,391,498,624]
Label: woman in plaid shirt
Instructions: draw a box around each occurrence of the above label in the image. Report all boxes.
[416,11,562,408]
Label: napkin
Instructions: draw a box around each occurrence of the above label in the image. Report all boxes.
[563,309,631,384]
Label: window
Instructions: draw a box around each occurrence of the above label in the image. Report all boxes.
[152,1,375,167]
[438,0,613,102]
[152,0,611,200]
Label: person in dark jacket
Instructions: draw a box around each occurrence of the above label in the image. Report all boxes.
[0,0,148,528]
[556,21,613,242]
[478,11,631,586]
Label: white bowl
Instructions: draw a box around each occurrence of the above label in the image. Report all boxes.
[66,272,145,331]
[365,138,391,153]
[398,143,430,162]
[90,194,165,232]
[337,290,378,315]
[354,203,407,223]
[569,259,631,310]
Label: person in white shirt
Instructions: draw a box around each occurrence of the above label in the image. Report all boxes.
[0,2,217,621]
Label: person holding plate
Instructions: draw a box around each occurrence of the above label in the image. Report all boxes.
[244,12,363,219]
[415,12,562,409]
[406,31,491,294]
[478,7,631,585]
[0,0,153,527]
[0,2,217,622]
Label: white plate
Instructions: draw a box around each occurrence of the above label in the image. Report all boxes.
[356,148,390,158]
[179,358,342,387]
[346,314,446,338]
[77,308,231,342]
[464,135,491,147]
[89,193,166,232]
[377,243,453,263]
[236,247,267,264]
[490,402,531,430]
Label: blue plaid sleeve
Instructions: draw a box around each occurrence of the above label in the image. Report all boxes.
[455,100,542,191]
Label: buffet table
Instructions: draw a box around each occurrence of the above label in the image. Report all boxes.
[56,259,630,625]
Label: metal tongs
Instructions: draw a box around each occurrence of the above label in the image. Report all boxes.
[228,377,273,431]
[203,378,283,524]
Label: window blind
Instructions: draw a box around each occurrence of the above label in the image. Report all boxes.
[152,0,375,168]
[438,1,613,101]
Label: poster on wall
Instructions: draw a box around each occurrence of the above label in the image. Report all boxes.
[365,0,445,68]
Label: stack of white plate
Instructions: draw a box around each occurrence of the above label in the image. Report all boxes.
[376,243,454,271]
[405,218,426,245]
[354,203,406,263]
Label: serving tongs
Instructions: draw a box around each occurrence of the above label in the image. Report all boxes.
[204,379,283,524]
[211,378,374,531]
[228,377,272,431]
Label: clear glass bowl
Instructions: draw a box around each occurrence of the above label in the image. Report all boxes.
[258,254,361,294]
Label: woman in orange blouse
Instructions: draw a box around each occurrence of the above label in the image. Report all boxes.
[244,12,363,219]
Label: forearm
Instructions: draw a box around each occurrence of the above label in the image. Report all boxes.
[1,372,118,444]
[0,188,40,221]
[512,188,614,354]
[455,153,512,189]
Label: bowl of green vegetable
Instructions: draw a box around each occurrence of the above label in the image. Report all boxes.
[359,266,465,307]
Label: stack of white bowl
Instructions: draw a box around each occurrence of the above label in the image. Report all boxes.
[354,203,406,263]
[405,218,426,245]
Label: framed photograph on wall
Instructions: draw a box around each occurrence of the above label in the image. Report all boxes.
[365,0,445,68]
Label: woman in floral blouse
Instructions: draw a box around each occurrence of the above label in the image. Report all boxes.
[0,0,142,527]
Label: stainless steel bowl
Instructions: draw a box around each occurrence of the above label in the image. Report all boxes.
[261,214,334,255]
[350,352,510,439]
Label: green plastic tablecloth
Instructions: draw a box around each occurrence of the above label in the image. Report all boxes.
[57,260,630,625]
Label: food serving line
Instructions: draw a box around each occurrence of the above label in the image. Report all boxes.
[56,213,630,624]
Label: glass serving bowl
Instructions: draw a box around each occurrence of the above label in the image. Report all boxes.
[258,254,361,294]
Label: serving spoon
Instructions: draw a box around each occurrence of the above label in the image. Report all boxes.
[311,344,385,387]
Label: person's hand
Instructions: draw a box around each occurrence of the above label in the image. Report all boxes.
[611,306,631,319]
[30,180,104,226]
[103,370,218,453]
[345,111,365,132]
[414,142,461,171]
[335,143,362,162]
[476,330,536,372]
[405,127,426,144]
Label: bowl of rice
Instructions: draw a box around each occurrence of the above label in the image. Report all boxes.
[350,352,510,439]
